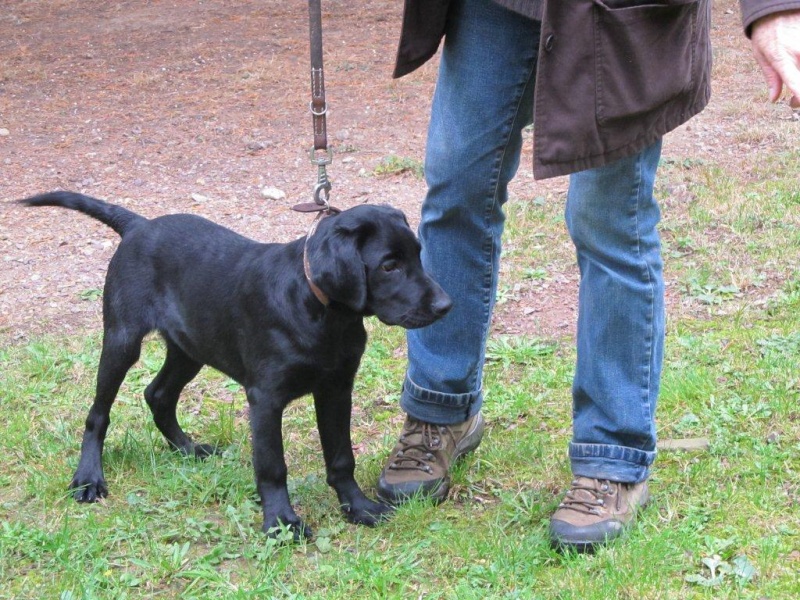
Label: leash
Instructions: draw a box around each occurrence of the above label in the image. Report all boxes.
[293,0,338,217]
[293,0,342,305]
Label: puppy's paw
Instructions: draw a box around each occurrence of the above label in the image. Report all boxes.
[263,517,313,542]
[192,443,221,459]
[173,441,221,460]
[69,475,108,503]
[342,499,394,527]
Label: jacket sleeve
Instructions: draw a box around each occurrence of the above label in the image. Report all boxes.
[740,0,800,36]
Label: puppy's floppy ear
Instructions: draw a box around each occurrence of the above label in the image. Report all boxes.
[307,219,370,312]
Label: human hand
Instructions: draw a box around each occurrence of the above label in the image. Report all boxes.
[750,10,800,108]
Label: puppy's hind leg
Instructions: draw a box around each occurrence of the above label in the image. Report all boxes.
[144,339,215,458]
[71,327,144,502]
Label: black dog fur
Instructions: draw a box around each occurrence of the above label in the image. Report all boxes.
[19,191,451,538]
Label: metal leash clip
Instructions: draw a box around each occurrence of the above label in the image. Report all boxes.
[291,147,340,215]
[310,147,334,211]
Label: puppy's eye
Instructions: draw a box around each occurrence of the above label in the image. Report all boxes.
[381,260,399,273]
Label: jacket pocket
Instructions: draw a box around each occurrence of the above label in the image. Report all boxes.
[593,0,699,126]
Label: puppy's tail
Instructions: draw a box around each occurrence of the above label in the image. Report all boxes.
[18,191,145,237]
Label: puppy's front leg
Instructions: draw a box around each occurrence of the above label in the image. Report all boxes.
[247,388,311,540]
[313,382,393,526]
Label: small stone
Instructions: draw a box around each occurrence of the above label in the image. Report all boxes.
[260,186,286,201]
[657,437,710,451]
[0,128,10,137]
[191,193,209,203]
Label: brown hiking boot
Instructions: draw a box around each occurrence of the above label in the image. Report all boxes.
[549,477,650,553]
[377,413,484,504]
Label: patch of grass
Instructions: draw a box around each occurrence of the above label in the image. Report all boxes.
[78,287,103,302]
[485,335,557,368]
[662,149,800,321]
[4,277,799,598]
[500,194,576,301]
[373,155,424,179]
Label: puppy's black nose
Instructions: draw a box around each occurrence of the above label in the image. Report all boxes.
[431,293,453,318]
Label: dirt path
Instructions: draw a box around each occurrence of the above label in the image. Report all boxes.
[0,0,790,342]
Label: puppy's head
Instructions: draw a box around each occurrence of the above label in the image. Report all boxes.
[307,205,451,328]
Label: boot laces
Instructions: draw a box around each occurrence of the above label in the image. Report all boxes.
[389,420,452,473]
[558,478,615,516]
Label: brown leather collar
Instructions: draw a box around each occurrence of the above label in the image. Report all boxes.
[301,209,339,306]
[304,257,329,305]
[303,220,329,306]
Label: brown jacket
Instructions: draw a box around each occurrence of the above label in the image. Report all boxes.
[393,0,798,179]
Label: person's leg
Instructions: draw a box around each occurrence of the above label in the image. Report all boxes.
[377,0,540,503]
[403,0,539,425]
[550,139,664,552]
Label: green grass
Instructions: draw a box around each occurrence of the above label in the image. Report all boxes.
[372,155,425,180]
[2,154,800,598]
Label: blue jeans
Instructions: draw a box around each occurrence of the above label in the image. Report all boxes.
[400,0,662,483]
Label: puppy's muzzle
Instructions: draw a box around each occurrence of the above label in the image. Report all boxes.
[399,286,452,329]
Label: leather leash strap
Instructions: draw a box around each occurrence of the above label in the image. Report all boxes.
[308,0,328,153]
[295,0,335,214]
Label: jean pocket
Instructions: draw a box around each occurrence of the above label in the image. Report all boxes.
[593,0,699,126]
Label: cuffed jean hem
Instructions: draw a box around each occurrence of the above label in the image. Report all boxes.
[399,374,482,425]
[569,442,655,484]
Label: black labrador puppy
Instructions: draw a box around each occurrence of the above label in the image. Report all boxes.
[19,191,451,538]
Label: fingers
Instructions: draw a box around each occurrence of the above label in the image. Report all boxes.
[777,52,800,106]
[754,54,784,103]
[750,11,800,105]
